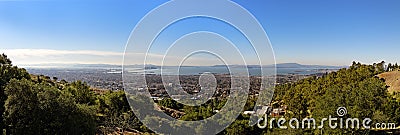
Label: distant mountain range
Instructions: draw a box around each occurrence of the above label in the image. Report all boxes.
[214,63,345,69]
[272,63,345,69]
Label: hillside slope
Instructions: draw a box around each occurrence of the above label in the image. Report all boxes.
[378,70,400,93]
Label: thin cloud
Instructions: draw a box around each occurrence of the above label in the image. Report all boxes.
[0,49,221,66]
[2,49,132,65]
[3,49,123,57]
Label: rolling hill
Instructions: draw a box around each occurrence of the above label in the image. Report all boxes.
[378,70,400,93]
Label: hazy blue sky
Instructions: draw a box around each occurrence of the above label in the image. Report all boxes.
[1,0,399,66]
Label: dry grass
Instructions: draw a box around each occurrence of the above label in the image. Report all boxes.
[378,70,400,93]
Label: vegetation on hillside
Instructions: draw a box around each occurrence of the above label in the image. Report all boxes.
[273,61,400,134]
[0,54,146,134]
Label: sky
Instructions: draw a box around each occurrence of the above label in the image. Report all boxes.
[0,0,399,66]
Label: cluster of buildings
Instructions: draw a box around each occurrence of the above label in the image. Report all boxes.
[27,68,124,90]
[243,105,287,117]
[28,68,312,119]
